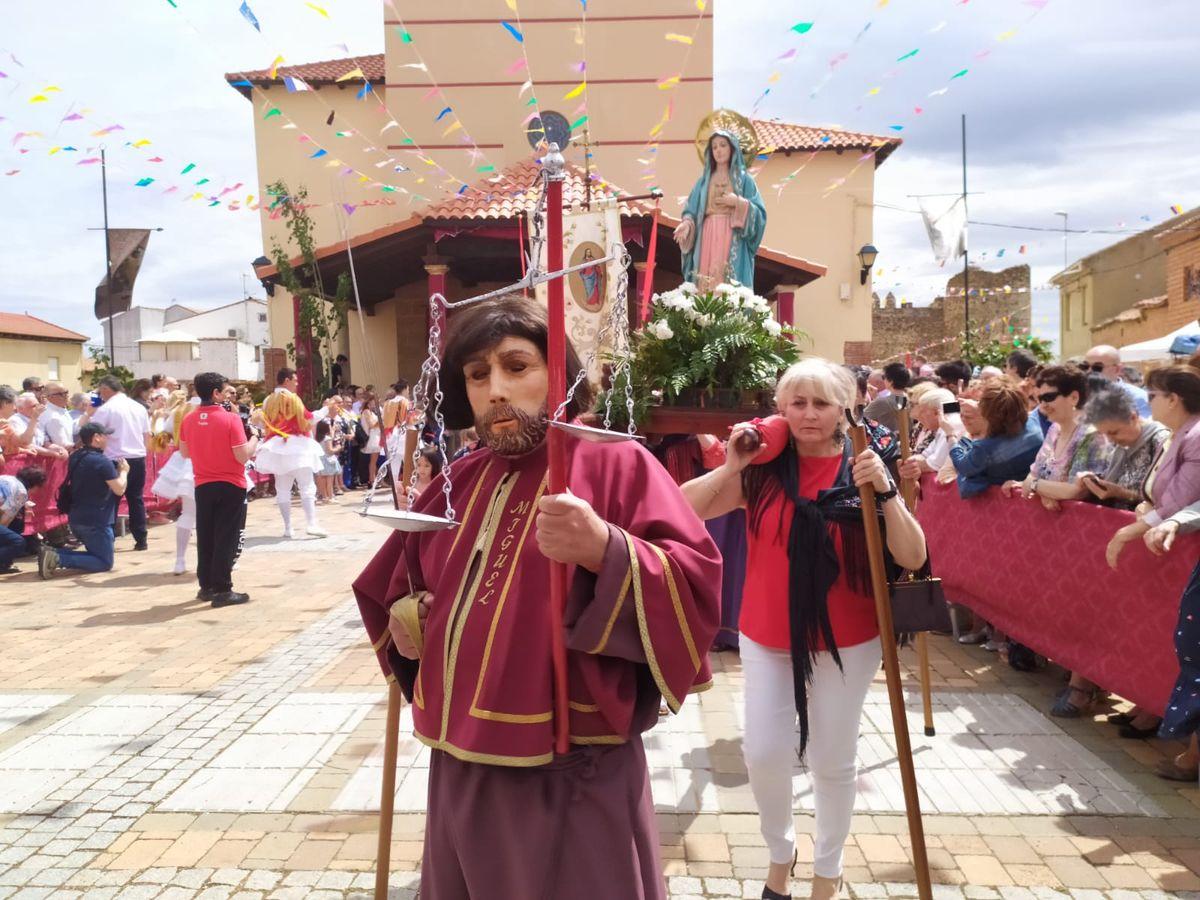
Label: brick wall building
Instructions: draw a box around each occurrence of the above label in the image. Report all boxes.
[870,264,1032,363]
[1091,212,1200,350]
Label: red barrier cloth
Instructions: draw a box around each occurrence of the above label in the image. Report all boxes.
[915,477,1200,715]
[2,454,68,534]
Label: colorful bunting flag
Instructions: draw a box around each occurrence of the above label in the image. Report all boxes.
[238,1,261,31]
[305,2,329,17]
[135,178,154,187]
[501,21,524,42]
[791,22,814,34]
[665,33,693,44]
[335,68,364,82]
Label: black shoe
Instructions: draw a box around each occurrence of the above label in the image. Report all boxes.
[1107,712,1135,726]
[133,541,148,551]
[762,887,791,900]
[196,588,215,601]
[210,591,250,608]
[1119,722,1161,740]
[0,565,19,575]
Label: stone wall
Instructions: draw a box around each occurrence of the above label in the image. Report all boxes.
[870,264,1032,363]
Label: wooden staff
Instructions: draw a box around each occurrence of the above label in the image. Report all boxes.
[543,152,571,755]
[895,401,937,737]
[849,418,932,900]
[375,680,402,900]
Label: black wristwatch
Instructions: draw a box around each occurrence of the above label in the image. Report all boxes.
[876,486,898,502]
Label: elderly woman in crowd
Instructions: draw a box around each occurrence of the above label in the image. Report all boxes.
[946,379,1043,499]
[1105,363,1200,779]
[1002,365,1111,511]
[1079,387,1169,509]
[682,359,926,900]
[898,388,958,481]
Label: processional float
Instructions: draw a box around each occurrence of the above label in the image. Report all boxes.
[357,133,933,900]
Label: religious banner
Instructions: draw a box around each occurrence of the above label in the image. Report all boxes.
[915,476,1198,715]
[534,199,623,378]
[94,228,153,319]
[918,197,967,265]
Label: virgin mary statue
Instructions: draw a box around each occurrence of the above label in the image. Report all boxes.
[673,129,767,292]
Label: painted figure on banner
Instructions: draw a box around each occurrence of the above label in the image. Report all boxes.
[571,243,607,313]
[674,129,767,293]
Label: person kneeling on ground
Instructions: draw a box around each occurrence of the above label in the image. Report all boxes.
[39,423,127,578]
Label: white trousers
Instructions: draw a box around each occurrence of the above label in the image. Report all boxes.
[273,468,318,529]
[740,634,881,878]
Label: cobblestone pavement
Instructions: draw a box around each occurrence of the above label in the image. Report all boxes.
[1,494,1199,899]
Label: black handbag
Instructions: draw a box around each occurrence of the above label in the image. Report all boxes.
[890,571,952,634]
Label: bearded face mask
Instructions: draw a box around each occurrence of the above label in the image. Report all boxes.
[476,403,549,457]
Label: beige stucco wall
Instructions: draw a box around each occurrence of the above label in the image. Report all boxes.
[1056,229,1167,359]
[0,339,85,392]
[347,296,399,391]
[754,153,877,361]
[249,89,408,257]
[384,0,713,209]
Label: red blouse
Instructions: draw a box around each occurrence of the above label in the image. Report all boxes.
[739,454,879,651]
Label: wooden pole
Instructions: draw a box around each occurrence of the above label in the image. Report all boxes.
[374,680,402,900]
[544,149,571,755]
[896,404,936,737]
[849,421,932,900]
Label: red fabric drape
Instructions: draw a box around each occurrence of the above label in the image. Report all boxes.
[915,476,1198,715]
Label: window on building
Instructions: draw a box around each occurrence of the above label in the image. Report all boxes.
[47,356,59,380]
[258,313,267,323]
[190,344,201,360]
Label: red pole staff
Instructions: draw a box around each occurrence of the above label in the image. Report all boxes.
[544,148,571,755]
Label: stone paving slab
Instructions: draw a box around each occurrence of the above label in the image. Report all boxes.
[0,496,1198,898]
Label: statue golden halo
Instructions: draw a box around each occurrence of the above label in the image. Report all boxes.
[694,108,761,164]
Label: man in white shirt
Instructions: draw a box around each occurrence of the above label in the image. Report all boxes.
[40,383,75,451]
[1085,344,1151,417]
[89,375,152,550]
[11,394,67,460]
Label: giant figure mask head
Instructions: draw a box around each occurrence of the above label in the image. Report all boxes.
[439,296,596,457]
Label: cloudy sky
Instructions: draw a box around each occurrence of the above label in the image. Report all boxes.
[2,0,1197,354]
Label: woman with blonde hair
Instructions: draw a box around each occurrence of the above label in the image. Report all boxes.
[150,391,200,574]
[682,358,927,900]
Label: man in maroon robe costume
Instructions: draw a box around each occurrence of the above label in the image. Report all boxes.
[353,297,721,899]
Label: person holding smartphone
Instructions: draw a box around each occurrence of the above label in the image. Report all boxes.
[1077,387,1169,510]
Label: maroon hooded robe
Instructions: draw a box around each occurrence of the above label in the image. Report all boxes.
[353,434,721,899]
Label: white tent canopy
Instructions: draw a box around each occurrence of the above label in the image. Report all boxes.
[1119,322,1200,363]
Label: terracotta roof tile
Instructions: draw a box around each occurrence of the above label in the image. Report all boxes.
[423,160,657,221]
[225,53,385,88]
[751,119,901,165]
[0,312,89,343]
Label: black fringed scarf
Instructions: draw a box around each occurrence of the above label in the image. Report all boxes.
[744,431,898,758]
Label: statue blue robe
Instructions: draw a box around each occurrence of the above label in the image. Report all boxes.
[680,130,767,291]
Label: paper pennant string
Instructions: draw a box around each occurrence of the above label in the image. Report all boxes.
[897,48,919,61]
[29,94,47,103]
[435,106,452,121]
[326,111,335,125]
[131,139,151,148]
[399,28,413,43]
[665,33,693,44]
[335,68,364,82]
[356,83,373,99]
[62,112,84,121]
[571,115,588,129]
[238,1,261,31]
[263,107,281,118]
[443,121,463,136]
[149,156,163,162]
[658,75,680,90]
[791,22,814,34]
[195,178,210,185]
[284,76,311,92]
[306,2,329,18]
[311,149,327,159]
[507,58,527,74]
[950,68,969,79]
[501,21,524,42]
[1171,204,1184,215]
[135,177,154,187]
[269,56,284,79]
[77,157,101,165]
[181,163,196,174]
[564,81,586,100]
